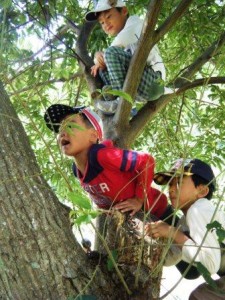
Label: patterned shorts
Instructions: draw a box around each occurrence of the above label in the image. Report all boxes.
[99,46,163,102]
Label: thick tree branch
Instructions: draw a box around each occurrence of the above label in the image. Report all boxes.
[75,22,96,68]
[113,0,194,145]
[127,76,225,142]
[154,0,195,43]
[176,76,225,94]
[75,21,103,95]
[127,93,175,143]
[174,31,225,87]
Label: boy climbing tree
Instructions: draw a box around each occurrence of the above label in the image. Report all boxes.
[85,0,165,115]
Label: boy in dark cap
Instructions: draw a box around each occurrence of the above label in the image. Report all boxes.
[44,104,173,220]
[145,158,225,299]
[85,0,165,115]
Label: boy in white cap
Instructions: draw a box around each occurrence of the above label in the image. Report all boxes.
[85,0,166,115]
[44,104,174,220]
[145,158,225,299]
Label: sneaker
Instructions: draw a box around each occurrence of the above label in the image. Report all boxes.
[95,97,119,115]
[102,85,118,101]
[131,107,137,117]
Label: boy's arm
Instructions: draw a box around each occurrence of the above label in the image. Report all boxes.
[91,51,106,77]
[147,203,222,274]
[181,204,222,274]
[116,151,155,215]
[98,147,155,215]
[145,220,189,246]
[113,197,144,216]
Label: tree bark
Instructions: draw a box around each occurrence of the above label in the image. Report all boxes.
[0,82,114,299]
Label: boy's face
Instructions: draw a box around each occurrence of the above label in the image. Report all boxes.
[57,114,97,157]
[168,176,202,213]
[98,7,128,36]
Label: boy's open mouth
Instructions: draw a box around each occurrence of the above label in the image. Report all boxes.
[61,139,70,146]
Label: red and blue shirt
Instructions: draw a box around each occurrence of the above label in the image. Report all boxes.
[72,140,167,218]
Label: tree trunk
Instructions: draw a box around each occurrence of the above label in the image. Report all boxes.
[0,82,115,299]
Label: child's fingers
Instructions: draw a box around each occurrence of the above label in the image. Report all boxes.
[90,65,98,77]
[145,222,157,236]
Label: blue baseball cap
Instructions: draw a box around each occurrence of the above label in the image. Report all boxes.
[154,158,216,190]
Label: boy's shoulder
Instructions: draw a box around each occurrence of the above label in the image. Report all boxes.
[122,15,143,29]
[188,198,212,212]
[72,143,106,181]
[187,197,223,221]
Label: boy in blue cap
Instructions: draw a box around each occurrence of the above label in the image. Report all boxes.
[146,158,225,299]
[85,0,165,115]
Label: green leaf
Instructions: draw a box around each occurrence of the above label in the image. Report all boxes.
[216,229,225,243]
[68,192,92,210]
[88,210,101,218]
[1,0,12,9]
[104,89,133,104]
[206,221,225,243]
[107,249,118,271]
[207,220,222,230]
[59,120,85,135]
[196,262,218,290]
[73,214,93,225]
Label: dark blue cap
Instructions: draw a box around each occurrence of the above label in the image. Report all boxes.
[154,158,216,190]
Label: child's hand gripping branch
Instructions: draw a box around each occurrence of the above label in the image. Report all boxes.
[91,51,106,77]
[114,197,143,216]
[145,220,171,239]
[145,220,189,247]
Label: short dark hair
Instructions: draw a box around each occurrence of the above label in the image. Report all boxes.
[115,7,123,12]
[191,174,215,200]
[97,7,129,19]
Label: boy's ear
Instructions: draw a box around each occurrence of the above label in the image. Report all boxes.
[89,128,99,143]
[121,7,128,16]
[197,184,209,198]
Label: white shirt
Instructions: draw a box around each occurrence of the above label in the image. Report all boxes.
[110,15,166,80]
[180,198,225,274]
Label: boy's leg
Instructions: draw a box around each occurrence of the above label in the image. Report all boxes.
[103,46,132,91]
[96,46,163,114]
[104,46,163,101]
[137,67,163,101]
[94,46,131,115]
[99,69,111,86]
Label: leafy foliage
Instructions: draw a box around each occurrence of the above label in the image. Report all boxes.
[107,249,118,271]
[0,0,225,298]
[196,262,218,290]
[207,220,225,243]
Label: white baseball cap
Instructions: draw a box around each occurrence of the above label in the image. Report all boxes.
[85,0,126,21]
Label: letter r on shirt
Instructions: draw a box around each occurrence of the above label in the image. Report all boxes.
[99,183,110,193]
